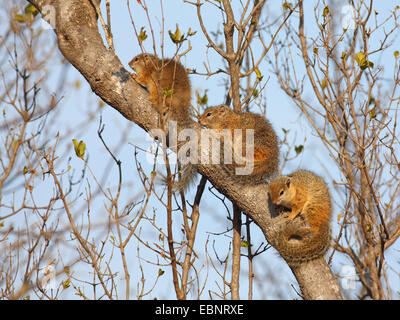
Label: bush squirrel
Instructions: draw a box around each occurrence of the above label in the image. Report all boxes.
[198,105,279,184]
[268,170,332,264]
[129,53,192,130]
[129,53,195,191]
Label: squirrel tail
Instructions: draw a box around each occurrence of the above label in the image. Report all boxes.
[275,221,331,265]
[160,163,198,193]
[174,163,198,192]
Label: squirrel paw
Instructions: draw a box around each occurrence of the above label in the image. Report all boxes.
[287,210,301,221]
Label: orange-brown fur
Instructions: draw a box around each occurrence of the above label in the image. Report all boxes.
[198,105,279,183]
[129,53,191,126]
[269,170,332,264]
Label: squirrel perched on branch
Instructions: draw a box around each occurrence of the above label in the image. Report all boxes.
[198,105,279,184]
[129,53,196,190]
[268,170,332,264]
[129,53,192,132]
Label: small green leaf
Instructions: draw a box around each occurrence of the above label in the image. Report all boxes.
[313,47,318,55]
[138,27,147,43]
[321,78,327,90]
[62,279,71,289]
[241,240,251,248]
[254,67,263,81]
[23,166,29,175]
[168,25,184,44]
[187,27,197,37]
[163,87,173,98]
[394,50,399,58]
[14,14,26,23]
[25,4,39,17]
[354,51,373,70]
[158,269,165,277]
[282,2,292,10]
[72,139,86,158]
[196,90,208,106]
[323,5,330,18]
[368,107,376,119]
[294,145,304,155]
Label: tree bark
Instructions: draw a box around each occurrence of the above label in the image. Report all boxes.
[27,0,342,300]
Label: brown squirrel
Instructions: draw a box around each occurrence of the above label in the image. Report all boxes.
[129,53,195,190]
[198,105,279,184]
[268,170,332,264]
[129,53,192,130]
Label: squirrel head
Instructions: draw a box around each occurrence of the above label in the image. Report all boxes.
[129,53,157,74]
[198,105,236,129]
[268,176,296,209]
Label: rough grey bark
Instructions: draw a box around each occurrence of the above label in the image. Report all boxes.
[27,0,342,300]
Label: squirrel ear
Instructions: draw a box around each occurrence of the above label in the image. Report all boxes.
[219,105,228,115]
[285,178,291,188]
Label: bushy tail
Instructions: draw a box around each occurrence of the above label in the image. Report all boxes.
[275,221,331,265]
[173,163,198,192]
[160,163,198,193]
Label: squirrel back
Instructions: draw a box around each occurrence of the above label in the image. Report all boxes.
[198,105,279,184]
[268,170,332,264]
[129,53,195,191]
[129,53,192,126]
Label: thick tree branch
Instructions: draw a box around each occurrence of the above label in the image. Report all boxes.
[27,0,342,300]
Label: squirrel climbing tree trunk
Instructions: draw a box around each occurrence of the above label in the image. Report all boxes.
[26,0,343,299]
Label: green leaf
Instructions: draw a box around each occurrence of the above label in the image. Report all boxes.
[138,27,147,43]
[14,14,26,23]
[196,90,208,106]
[254,68,263,81]
[24,4,39,17]
[241,240,251,248]
[368,107,376,119]
[294,145,304,155]
[354,51,373,70]
[282,2,292,10]
[321,78,327,90]
[394,51,399,58]
[187,27,197,37]
[158,269,165,277]
[72,139,86,158]
[168,25,184,44]
[323,5,330,18]
[62,279,71,289]
[163,87,173,98]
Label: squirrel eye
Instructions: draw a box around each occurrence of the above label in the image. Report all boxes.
[206,112,211,117]
[279,190,284,196]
